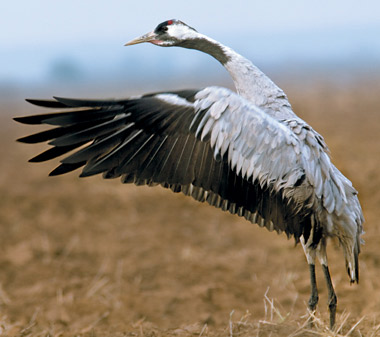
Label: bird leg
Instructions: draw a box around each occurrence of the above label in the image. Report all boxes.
[322,264,337,329]
[307,263,319,327]
[308,264,319,312]
[301,237,319,326]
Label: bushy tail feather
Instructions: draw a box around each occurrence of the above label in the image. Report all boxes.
[347,237,360,283]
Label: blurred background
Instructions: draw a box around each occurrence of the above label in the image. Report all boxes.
[1,0,380,99]
[1,1,380,336]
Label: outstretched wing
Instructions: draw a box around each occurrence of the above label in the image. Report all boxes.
[15,86,316,240]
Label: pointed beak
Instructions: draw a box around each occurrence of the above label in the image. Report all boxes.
[124,31,157,46]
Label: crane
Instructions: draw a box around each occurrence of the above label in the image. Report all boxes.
[14,19,364,329]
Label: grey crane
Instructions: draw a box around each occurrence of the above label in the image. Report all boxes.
[15,19,364,329]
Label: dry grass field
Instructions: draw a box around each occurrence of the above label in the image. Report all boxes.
[0,78,379,336]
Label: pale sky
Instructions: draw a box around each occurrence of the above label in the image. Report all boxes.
[1,1,379,86]
[2,0,379,46]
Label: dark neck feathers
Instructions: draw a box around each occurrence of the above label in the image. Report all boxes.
[178,37,230,65]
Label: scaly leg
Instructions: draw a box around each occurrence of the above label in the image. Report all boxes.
[308,263,319,313]
[322,264,337,329]
[301,237,319,326]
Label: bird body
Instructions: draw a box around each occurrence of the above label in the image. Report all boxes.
[15,19,364,329]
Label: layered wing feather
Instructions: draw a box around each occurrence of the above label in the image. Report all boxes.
[15,87,333,241]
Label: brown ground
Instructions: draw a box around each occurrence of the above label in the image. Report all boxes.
[0,79,379,336]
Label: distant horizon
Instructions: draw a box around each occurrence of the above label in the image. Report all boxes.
[2,25,380,87]
[2,1,380,89]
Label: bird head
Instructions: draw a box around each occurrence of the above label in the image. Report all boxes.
[125,19,198,47]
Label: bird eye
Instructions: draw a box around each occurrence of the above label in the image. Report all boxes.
[154,22,170,34]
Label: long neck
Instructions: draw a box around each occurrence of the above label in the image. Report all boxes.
[178,34,294,118]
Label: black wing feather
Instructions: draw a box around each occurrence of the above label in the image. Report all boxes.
[25,98,68,108]
[15,91,310,241]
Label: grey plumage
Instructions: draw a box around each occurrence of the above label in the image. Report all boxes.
[15,19,364,329]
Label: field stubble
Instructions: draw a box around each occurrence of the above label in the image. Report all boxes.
[0,79,379,336]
